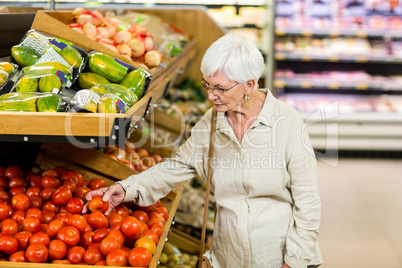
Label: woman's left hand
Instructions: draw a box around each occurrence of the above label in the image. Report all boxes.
[282,263,291,268]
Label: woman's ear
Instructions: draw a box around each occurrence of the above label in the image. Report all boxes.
[245,79,256,94]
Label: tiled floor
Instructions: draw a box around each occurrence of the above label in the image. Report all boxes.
[317,158,402,268]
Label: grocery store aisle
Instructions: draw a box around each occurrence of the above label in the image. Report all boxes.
[317,158,402,268]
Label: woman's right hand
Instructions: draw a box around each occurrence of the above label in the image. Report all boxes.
[82,183,126,215]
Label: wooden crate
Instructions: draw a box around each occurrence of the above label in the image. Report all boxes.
[0,134,184,268]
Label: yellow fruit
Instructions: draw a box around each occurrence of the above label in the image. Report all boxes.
[0,62,15,76]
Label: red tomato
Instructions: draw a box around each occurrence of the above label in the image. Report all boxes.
[110,221,122,231]
[4,166,23,179]
[115,204,131,218]
[0,176,8,191]
[141,229,159,245]
[26,186,41,197]
[155,199,163,208]
[100,236,121,256]
[29,196,43,209]
[0,166,4,176]
[66,197,84,214]
[128,247,152,267]
[54,212,72,225]
[146,217,165,229]
[66,246,85,264]
[134,236,156,254]
[9,250,28,262]
[28,175,42,187]
[121,216,144,240]
[108,213,124,227]
[0,235,18,255]
[1,218,18,236]
[93,228,110,243]
[61,180,77,193]
[11,193,29,211]
[106,248,128,266]
[68,214,87,233]
[41,169,58,178]
[25,208,44,223]
[134,203,155,214]
[152,206,169,222]
[88,195,109,213]
[29,232,50,247]
[41,175,60,188]
[52,186,72,206]
[95,260,107,266]
[57,226,80,248]
[40,223,48,232]
[48,239,67,260]
[88,178,106,191]
[85,223,93,232]
[7,204,14,216]
[26,243,48,263]
[149,222,164,238]
[78,231,93,249]
[41,200,60,213]
[82,179,90,187]
[0,190,9,203]
[14,231,32,251]
[140,220,148,232]
[131,210,149,223]
[46,219,64,239]
[43,210,55,224]
[83,246,104,265]
[22,217,41,234]
[39,187,56,202]
[74,186,91,200]
[53,167,67,178]
[10,210,24,223]
[88,242,101,250]
[61,170,84,188]
[8,176,27,189]
[149,211,166,223]
[88,211,109,229]
[121,246,131,258]
[0,201,9,221]
[106,229,125,246]
[8,186,26,198]
[59,206,68,213]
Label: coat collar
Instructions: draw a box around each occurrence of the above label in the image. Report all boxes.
[216,88,276,132]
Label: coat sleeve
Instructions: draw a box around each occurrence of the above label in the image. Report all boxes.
[284,114,321,268]
[117,109,213,207]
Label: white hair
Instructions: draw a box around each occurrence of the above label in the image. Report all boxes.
[200,32,264,89]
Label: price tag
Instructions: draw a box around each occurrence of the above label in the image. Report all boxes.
[274,80,285,88]
[300,81,312,88]
[329,30,340,37]
[328,82,340,89]
[275,53,286,60]
[356,30,367,38]
[276,29,286,36]
[356,83,368,90]
[301,30,313,36]
[356,56,368,62]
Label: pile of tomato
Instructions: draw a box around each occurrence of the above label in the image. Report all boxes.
[0,165,169,267]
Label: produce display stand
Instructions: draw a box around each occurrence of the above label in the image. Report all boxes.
[0,131,184,268]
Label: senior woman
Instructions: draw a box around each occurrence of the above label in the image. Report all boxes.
[84,33,322,268]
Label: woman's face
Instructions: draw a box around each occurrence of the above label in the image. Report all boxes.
[204,71,248,113]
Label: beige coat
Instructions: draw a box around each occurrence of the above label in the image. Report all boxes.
[118,89,323,268]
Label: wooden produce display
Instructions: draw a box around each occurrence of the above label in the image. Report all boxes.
[0,8,200,144]
[0,132,184,268]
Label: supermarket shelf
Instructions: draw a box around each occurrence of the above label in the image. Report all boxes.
[275,27,402,38]
[274,79,402,94]
[301,112,402,151]
[275,52,402,64]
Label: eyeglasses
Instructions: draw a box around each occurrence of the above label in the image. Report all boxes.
[201,78,239,93]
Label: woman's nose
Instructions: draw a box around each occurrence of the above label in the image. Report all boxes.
[208,90,217,101]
